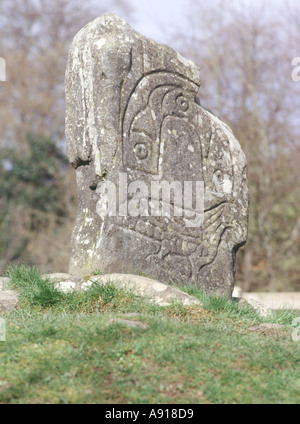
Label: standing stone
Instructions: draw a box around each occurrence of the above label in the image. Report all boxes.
[66,14,249,297]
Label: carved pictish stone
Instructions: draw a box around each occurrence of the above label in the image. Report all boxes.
[66,14,249,297]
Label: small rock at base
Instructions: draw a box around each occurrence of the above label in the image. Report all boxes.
[0,277,10,291]
[54,281,76,293]
[108,319,148,330]
[248,323,286,333]
[0,290,19,312]
[238,297,273,318]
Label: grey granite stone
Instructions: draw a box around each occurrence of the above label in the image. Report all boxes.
[42,273,72,282]
[0,290,18,312]
[81,273,202,307]
[66,14,249,297]
[248,323,286,335]
[108,319,148,330]
[54,281,77,293]
[0,277,10,291]
[238,297,273,318]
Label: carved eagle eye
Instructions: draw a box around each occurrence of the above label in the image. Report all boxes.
[213,169,225,188]
[134,142,149,160]
[176,94,189,112]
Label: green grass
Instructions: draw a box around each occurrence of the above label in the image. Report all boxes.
[0,265,299,404]
[6,265,64,309]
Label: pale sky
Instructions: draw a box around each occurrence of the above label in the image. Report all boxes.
[104,0,191,46]
[106,0,291,47]
[127,0,190,43]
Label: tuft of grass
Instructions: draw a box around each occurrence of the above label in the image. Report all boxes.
[6,264,64,308]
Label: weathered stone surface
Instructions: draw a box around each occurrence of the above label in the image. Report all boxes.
[108,318,148,330]
[248,323,286,335]
[0,277,10,291]
[0,290,19,312]
[42,273,72,282]
[243,292,300,310]
[231,287,300,310]
[54,281,77,293]
[66,13,249,297]
[238,298,273,318]
[81,274,201,306]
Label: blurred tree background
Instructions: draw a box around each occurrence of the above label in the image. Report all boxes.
[0,0,299,292]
